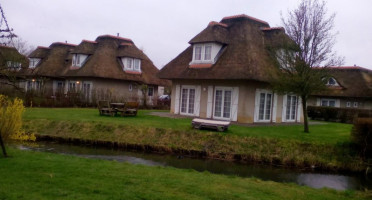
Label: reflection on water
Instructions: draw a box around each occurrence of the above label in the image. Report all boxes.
[14,141,372,191]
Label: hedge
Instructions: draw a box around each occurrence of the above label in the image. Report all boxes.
[307,106,372,123]
[351,118,372,159]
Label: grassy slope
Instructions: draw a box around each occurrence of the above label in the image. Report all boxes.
[22,108,364,171]
[24,108,352,144]
[0,148,369,200]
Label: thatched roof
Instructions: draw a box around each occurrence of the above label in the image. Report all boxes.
[0,45,29,68]
[71,40,97,54]
[314,66,372,98]
[28,34,167,86]
[29,42,76,77]
[158,14,290,82]
[28,46,50,58]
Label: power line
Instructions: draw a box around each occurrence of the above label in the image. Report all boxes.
[0,3,17,46]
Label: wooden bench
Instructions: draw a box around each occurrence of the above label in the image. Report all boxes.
[98,100,114,116]
[122,102,139,116]
[191,118,230,132]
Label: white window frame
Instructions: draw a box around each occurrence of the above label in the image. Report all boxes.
[72,54,88,67]
[180,85,196,116]
[321,99,336,107]
[129,84,133,92]
[192,43,214,63]
[346,102,351,107]
[284,95,298,122]
[29,58,40,68]
[122,57,141,72]
[353,102,358,108]
[256,89,273,122]
[82,81,92,102]
[213,87,233,120]
[326,77,339,86]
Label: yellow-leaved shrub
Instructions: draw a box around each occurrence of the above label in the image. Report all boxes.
[0,95,35,141]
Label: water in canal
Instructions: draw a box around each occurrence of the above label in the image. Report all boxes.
[14,141,372,191]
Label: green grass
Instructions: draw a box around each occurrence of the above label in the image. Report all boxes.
[0,148,369,200]
[22,108,365,171]
[24,108,352,144]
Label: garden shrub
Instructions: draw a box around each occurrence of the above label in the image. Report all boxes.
[308,106,372,123]
[351,118,372,159]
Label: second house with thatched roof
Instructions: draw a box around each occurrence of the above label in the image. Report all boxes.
[23,34,167,105]
[158,14,303,124]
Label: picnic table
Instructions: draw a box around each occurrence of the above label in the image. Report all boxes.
[98,100,138,117]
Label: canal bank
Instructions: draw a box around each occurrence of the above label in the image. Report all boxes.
[2,147,370,200]
[13,140,372,191]
[23,117,368,173]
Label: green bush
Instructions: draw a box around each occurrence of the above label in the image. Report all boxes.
[351,118,372,159]
[307,106,372,123]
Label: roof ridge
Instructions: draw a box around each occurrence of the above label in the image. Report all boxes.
[82,39,98,44]
[221,14,269,26]
[51,42,77,47]
[0,45,17,49]
[37,46,50,49]
[120,42,133,46]
[329,66,370,71]
[97,34,133,43]
[261,27,285,31]
[208,21,228,28]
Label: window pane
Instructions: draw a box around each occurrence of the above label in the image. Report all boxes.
[214,90,223,117]
[329,101,336,107]
[291,96,297,120]
[265,94,272,120]
[195,46,202,60]
[181,89,188,113]
[148,88,154,97]
[127,58,133,69]
[134,59,140,70]
[286,96,291,120]
[204,45,212,60]
[321,100,328,106]
[188,89,195,114]
[259,93,265,120]
[223,90,232,118]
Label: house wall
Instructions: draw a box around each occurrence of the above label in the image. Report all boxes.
[308,96,372,109]
[171,79,303,124]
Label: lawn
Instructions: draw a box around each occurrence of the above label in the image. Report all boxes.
[22,108,364,171]
[0,148,369,200]
[24,108,352,144]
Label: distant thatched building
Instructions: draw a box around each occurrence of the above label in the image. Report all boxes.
[22,35,167,105]
[0,45,28,89]
[308,66,372,109]
[158,14,303,123]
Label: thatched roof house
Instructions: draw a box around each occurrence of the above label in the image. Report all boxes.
[158,14,291,82]
[23,34,167,104]
[0,45,28,69]
[158,14,302,124]
[308,66,372,109]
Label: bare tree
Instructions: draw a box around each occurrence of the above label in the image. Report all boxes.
[272,0,343,133]
[8,37,35,56]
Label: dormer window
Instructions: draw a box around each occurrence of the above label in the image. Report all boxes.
[29,58,41,68]
[190,43,222,65]
[326,77,339,86]
[7,61,21,70]
[72,54,88,67]
[121,57,141,72]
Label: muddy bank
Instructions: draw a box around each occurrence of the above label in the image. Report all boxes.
[35,134,367,173]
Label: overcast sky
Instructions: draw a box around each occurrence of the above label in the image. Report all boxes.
[2,0,372,69]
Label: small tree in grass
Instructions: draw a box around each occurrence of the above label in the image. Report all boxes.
[140,84,148,108]
[0,95,35,157]
[272,0,344,133]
